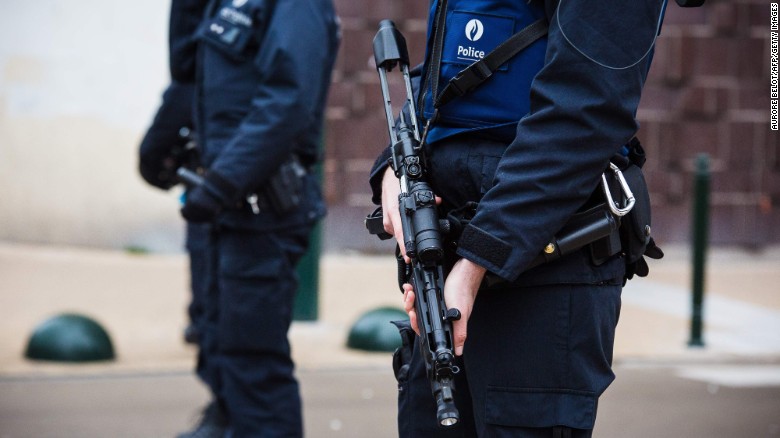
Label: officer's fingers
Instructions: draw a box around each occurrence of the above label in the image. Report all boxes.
[442,285,469,355]
[381,168,400,232]
[380,168,413,263]
[384,211,409,263]
[381,174,409,262]
[390,209,410,263]
[382,202,399,238]
[443,259,485,356]
[408,308,419,336]
[403,287,420,335]
[402,285,414,312]
[398,243,410,264]
[452,317,467,357]
[381,208,394,236]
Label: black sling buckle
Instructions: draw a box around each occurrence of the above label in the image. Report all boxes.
[435,18,549,108]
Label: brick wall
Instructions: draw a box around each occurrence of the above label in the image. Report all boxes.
[637,0,779,248]
[322,0,779,252]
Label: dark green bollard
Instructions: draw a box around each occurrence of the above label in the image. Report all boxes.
[347,307,408,352]
[293,146,324,322]
[294,222,321,321]
[688,154,710,347]
[25,313,115,362]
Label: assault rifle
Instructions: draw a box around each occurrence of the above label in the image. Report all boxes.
[368,20,461,427]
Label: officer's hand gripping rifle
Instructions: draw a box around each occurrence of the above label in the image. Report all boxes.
[369,20,461,427]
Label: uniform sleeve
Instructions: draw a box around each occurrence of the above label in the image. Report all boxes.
[169,0,209,83]
[138,82,195,189]
[456,0,666,281]
[207,0,339,194]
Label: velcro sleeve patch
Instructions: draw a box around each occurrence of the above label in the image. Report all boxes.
[459,224,511,270]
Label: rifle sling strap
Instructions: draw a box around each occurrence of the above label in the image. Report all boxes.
[422,0,449,117]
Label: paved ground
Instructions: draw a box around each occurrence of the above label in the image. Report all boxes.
[1,362,779,438]
[0,243,779,437]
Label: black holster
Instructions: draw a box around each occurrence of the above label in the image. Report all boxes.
[254,155,308,215]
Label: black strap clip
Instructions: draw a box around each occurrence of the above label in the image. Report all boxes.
[437,62,494,107]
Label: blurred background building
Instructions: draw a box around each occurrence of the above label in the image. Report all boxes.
[0,0,776,254]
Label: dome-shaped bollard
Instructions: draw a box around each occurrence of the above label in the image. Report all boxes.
[346,307,408,352]
[25,313,115,362]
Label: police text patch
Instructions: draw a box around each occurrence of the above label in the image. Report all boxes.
[442,11,514,69]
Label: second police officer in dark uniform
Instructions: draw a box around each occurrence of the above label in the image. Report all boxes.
[371,0,667,436]
[178,0,340,436]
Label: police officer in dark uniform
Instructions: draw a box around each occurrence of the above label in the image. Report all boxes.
[371,0,668,436]
[138,0,211,345]
[178,0,339,436]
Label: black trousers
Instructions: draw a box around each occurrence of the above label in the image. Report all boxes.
[196,224,313,437]
[186,222,210,340]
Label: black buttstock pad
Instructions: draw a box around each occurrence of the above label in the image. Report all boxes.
[365,208,393,240]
